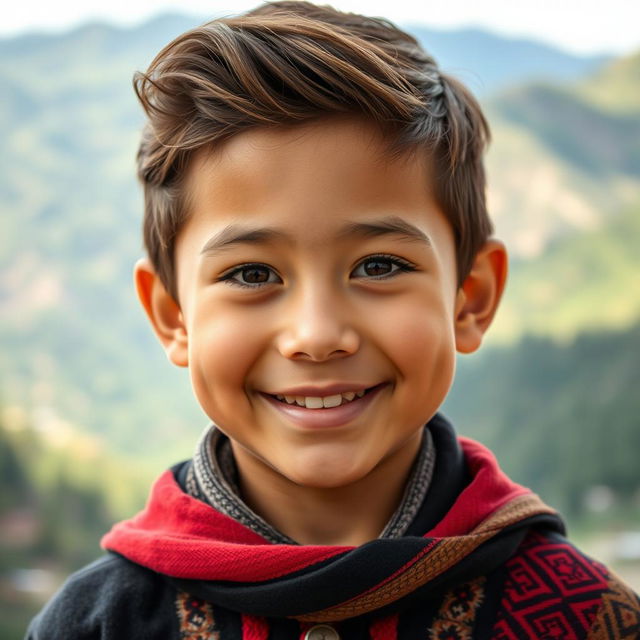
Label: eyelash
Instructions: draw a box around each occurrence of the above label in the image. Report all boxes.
[217,254,417,289]
[352,254,416,279]
[217,263,281,289]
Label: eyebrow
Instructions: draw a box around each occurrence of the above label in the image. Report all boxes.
[200,226,289,255]
[337,216,432,246]
[200,215,432,256]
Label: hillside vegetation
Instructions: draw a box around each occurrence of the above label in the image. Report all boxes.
[446,322,640,519]
[0,14,638,459]
[1,14,639,637]
[485,50,640,262]
[579,51,640,114]
[494,203,640,341]
[0,409,142,639]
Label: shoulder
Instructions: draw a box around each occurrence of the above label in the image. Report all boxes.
[492,529,640,639]
[26,553,177,639]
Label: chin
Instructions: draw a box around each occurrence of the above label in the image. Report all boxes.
[281,456,376,490]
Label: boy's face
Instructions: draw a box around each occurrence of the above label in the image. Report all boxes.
[160,119,479,489]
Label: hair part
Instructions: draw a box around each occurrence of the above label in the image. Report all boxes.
[135,1,492,301]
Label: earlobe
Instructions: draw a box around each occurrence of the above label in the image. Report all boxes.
[454,240,508,354]
[134,258,189,367]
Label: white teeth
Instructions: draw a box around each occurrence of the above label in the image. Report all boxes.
[274,389,371,408]
[322,394,343,408]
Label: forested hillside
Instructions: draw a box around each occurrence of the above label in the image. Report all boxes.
[3,321,639,636]
[1,14,639,637]
[447,323,640,518]
[1,17,638,458]
[494,202,640,340]
[0,411,140,638]
[485,52,640,262]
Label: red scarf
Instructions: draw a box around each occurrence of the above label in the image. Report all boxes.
[102,419,562,623]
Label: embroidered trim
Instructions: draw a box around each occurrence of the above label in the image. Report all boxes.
[192,427,297,543]
[429,577,485,640]
[298,494,555,621]
[185,463,205,501]
[380,428,435,538]
[587,573,640,639]
[190,424,435,544]
[175,591,220,639]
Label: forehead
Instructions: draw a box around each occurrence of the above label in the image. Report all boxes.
[179,117,450,250]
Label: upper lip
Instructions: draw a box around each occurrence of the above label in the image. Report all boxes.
[264,382,382,396]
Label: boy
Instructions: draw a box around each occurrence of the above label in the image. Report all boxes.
[27,2,640,638]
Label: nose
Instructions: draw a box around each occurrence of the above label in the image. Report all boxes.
[276,288,360,362]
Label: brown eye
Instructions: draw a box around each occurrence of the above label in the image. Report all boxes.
[219,263,281,288]
[362,259,392,276]
[351,255,416,280]
[241,266,270,283]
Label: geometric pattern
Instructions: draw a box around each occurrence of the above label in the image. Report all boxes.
[491,532,625,639]
[299,493,556,622]
[429,576,485,640]
[169,535,640,639]
[175,591,221,640]
[586,573,640,639]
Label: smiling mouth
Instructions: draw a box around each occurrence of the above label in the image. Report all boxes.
[267,385,382,409]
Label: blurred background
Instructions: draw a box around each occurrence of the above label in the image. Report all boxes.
[1,1,639,636]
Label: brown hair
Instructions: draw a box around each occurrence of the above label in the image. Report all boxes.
[135,1,492,300]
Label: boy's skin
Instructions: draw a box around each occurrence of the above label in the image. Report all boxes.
[135,117,507,547]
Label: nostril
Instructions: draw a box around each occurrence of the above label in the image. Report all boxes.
[276,324,360,362]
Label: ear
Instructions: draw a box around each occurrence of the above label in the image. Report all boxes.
[454,240,508,354]
[134,258,189,367]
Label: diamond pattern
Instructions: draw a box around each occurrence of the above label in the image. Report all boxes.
[491,532,637,639]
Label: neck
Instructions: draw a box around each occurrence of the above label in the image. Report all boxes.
[230,433,423,546]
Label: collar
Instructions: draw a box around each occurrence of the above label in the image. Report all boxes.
[102,414,564,620]
[187,424,435,543]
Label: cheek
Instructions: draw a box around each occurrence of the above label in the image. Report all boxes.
[379,293,456,393]
[188,308,266,419]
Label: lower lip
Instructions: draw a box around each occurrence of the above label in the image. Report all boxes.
[261,385,386,429]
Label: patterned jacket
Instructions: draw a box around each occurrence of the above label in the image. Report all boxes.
[26,416,640,639]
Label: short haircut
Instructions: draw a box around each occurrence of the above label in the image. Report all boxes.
[135,0,492,301]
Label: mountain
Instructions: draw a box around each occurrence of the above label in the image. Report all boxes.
[578,51,640,114]
[492,84,639,177]
[409,26,609,95]
[0,14,200,71]
[484,49,640,263]
[1,18,639,635]
[481,49,640,341]
[0,15,608,96]
[0,14,638,456]
[493,204,640,341]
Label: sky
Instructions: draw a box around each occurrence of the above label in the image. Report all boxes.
[2,0,639,56]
